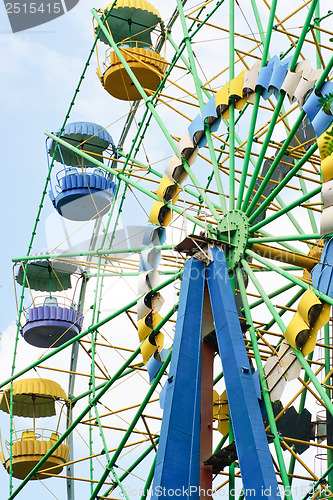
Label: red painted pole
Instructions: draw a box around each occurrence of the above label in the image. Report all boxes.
[199,339,214,497]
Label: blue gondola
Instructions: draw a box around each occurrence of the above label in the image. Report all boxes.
[48,122,117,221]
[16,250,83,348]
[21,296,84,348]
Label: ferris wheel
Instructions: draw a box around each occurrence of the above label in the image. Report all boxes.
[2,1,333,499]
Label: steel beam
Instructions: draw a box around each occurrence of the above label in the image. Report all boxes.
[152,258,205,498]
[207,248,279,499]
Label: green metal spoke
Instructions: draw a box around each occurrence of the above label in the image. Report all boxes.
[228,0,235,212]
[275,194,313,249]
[241,255,333,419]
[139,454,157,500]
[249,185,321,234]
[176,0,226,213]
[297,177,318,235]
[245,248,333,306]
[102,439,159,497]
[108,466,131,500]
[256,229,314,254]
[12,245,176,263]
[264,288,304,333]
[243,0,320,214]
[237,0,278,209]
[247,50,333,219]
[301,462,333,500]
[237,265,292,494]
[89,352,172,500]
[247,282,296,311]
[248,233,327,245]
[86,270,180,278]
[248,142,318,224]
[253,266,303,272]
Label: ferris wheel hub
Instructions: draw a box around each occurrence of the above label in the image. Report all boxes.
[215,209,249,269]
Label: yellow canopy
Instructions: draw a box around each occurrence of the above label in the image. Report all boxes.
[321,153,333,183]
[156,176,180,203]
[285,289,330,356]
[215,82,229,113]
[138,312,163,342]
[148,201,172,227]
[317,123,333,159]
[214,390,229,436]
[0,378,68,418]
[229,70,246,99]
[140,331,164,364]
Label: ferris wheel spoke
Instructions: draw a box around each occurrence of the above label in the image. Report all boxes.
[246,282,296,313]
[248,141,318,223]
[263,288,305,334]
[237,2,278,209]
[243,5,325,215]
[174,0,228,212]
[242,92,293,214]
[249,185,321,234]
[89,352,171,500]
[246,249,333,308]
[228,0,236,211]
[297,176,319,234]
[241,258,287,334]
[248,231,327,246]
[241,258,333,418]
[275,194,315,249]
[250,230,314,256]
[102,438,158,497]
[236,266,291,492]
[247,51,333,219]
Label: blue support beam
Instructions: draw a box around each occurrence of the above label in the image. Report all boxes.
[152,249,278,498]
[151,258,205,499]
[207,248,279,499]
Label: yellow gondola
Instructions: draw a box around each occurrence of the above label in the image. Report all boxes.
[0,379,70,480]
[95,0,168,100]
